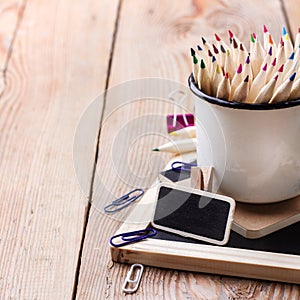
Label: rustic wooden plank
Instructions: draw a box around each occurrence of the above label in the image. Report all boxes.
[77,0,299,299]
[282,0,300,39]
[0,0,25,95]
[0,0,118,298]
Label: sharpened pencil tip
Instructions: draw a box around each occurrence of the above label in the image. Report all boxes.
[215,33,221,41]
[152,148,159,152]
[200,59,206,69]
[263,25,268,33]
[228,30,234,39]
[274,74,279,81]
[278,64,284,72]
[282,27,287,36]
[262,63,267,72]
[268,46,272,56]
[290,72,296,81]
[220,44,226,53]
[190,48,195,56]
[250,34,255,43]
[201,37,206,45]
[237,64,242,74]
[213,44,219,54]
[244,75,249,82]
[197,45,202,51]
[289,52,295,60]
[233,38,238,49]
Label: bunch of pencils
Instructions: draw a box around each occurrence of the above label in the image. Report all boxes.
[191,26,300,104]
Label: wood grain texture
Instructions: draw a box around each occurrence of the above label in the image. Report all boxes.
[0,0,118,298]
[282,0,300,39]
[77,0,299,299]
[0,0,25,95]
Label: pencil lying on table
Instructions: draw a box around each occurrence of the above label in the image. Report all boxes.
[152,138,197,154]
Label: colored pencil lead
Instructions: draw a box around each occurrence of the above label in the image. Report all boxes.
[215,33,221,41]
[240,44,244,51]
[262,63,267,72]
[208,49,213,57]
[201,37,207,45]
[289,72,296,81]
[268,46,273,56]
[228,30,234,39]
[279,37,284,46]
[282,27,287,36]
[213,44,219,54]
[272,57,277,66]
[200,59,206,69]
[289,52,295,60]
[244,75,249,82]
[250,34,255,43]
[220,45,226,53]
[263,25,268,33]
[197,45,202,51]
[193,56,198,64]
[233,38,238,49]
[190,48,195,56]
[212,56,216,63]
[278,64,284,72]
[252,32,257,39]
[269,34,274,45]
[237,63,243,73]
[245,55,250,64]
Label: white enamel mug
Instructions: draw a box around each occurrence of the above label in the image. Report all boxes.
[189,75,300,203]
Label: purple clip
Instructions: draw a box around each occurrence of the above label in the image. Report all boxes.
[110,228,157,248]
[171,161,197,172]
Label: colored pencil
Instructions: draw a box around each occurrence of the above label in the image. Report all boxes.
[269,72,296,103]
[152,138,197,154]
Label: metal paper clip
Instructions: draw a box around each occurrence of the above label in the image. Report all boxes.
[171,161,197,172]
[122,264,144,293]
[110,228,157,248]
[104,188,144,213]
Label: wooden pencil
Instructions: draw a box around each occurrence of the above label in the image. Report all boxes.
[246,63,268,103]
[254,75,278,104]
[216,72,230,100]
[231,75,249,102]
[191,48,199,84]
[269,72,296,103]
[289,76,300,100]
[197,59,211,95]
[230,64,243,99]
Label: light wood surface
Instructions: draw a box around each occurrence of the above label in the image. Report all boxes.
[0,0,299,299]
[0,0,118,298]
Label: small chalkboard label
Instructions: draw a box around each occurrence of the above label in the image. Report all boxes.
[151,183,235,245]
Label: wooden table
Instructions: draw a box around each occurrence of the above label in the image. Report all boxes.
[0,0,299,299]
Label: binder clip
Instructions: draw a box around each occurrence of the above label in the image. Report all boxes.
[104,188,144,213]
[122,264,144,293]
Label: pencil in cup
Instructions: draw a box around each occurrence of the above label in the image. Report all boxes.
[190,26,300,104]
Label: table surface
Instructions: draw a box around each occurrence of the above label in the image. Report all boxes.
[0,0,299,299]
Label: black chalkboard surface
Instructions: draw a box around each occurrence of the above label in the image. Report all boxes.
[152,220,300,256]
[152,184,235,245]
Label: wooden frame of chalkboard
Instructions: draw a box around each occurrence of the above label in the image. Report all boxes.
[110,181,300,284]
